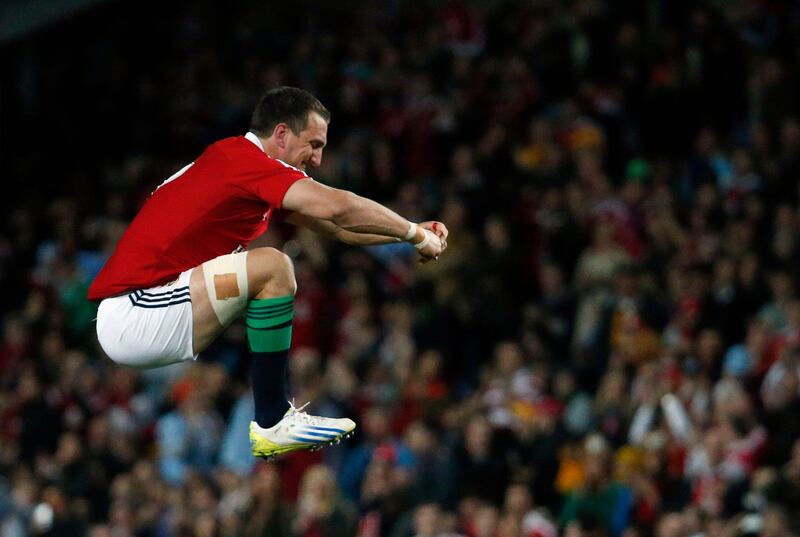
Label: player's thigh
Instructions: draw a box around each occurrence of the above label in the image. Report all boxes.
[191,250,254,354]
[189,265,227,355]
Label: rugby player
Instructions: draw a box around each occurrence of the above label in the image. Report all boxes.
[88,87,448,459]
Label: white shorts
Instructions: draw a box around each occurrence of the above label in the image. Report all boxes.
[96,269,196,368]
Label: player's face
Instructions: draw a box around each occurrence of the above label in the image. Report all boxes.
[283,111,328,171]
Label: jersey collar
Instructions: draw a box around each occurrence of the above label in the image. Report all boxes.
[244,132,304,175]
[244,131,265,152]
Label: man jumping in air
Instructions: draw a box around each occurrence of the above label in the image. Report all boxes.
[88,87,448,459]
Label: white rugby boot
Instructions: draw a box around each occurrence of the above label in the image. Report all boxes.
[250,401,356,460]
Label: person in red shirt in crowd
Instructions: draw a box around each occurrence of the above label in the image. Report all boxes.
[87,87,448,459]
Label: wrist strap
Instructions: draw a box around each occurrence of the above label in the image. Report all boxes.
[405,222,418,242]
[414,231,431,251]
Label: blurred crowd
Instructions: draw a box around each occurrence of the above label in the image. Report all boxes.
[2,0,800,536]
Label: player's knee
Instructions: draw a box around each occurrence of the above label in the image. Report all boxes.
[249,247,296,297]
[268,249,297,296]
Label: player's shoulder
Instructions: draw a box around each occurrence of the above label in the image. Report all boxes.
[209,135,258,157]
[201,136,265,171]
[210,136,304,175]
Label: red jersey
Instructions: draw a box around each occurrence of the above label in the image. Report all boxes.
[88,134,307,300]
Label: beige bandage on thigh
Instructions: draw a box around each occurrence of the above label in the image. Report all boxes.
[202,251,250,326]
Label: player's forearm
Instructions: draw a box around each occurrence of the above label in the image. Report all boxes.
[329,191,445,259]
[283,180,422,243]
[331,192,415,240]
[284,210,406,245]
[333,228,402,246]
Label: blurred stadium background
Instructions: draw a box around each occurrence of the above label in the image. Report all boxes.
[2,1,800,536]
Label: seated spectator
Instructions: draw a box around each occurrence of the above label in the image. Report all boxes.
[293,464,357,537]
[156,391,224,485]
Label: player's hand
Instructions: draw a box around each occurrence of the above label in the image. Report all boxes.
[419,221,448,250]
[419,221,448,240]
[418,221,447,263]
[415,228,444,262]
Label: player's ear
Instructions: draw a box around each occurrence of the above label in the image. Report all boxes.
[273,123,289,148]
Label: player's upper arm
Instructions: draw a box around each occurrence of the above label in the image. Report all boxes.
[282,178,352,222]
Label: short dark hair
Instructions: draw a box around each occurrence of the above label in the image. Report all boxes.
[250,86,330,136]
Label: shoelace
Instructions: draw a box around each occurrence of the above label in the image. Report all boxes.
[286,399,327,426]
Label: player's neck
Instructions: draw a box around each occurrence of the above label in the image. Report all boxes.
[260,137,281,159]
[245,131,274,157]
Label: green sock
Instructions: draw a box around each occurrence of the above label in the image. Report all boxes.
[246,296,294,352]
[247,295,294,427]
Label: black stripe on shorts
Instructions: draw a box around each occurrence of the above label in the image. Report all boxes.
[131,297,192,309]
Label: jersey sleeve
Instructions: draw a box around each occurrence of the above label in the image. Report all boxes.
[244,165,308,209]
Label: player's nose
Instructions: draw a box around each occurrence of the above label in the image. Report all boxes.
[309,150,322,167]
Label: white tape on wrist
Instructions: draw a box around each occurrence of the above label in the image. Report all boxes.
[405,222,418,242]
[414,230,431,251]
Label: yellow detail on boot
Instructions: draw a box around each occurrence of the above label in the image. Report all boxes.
[249,422,310,458]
